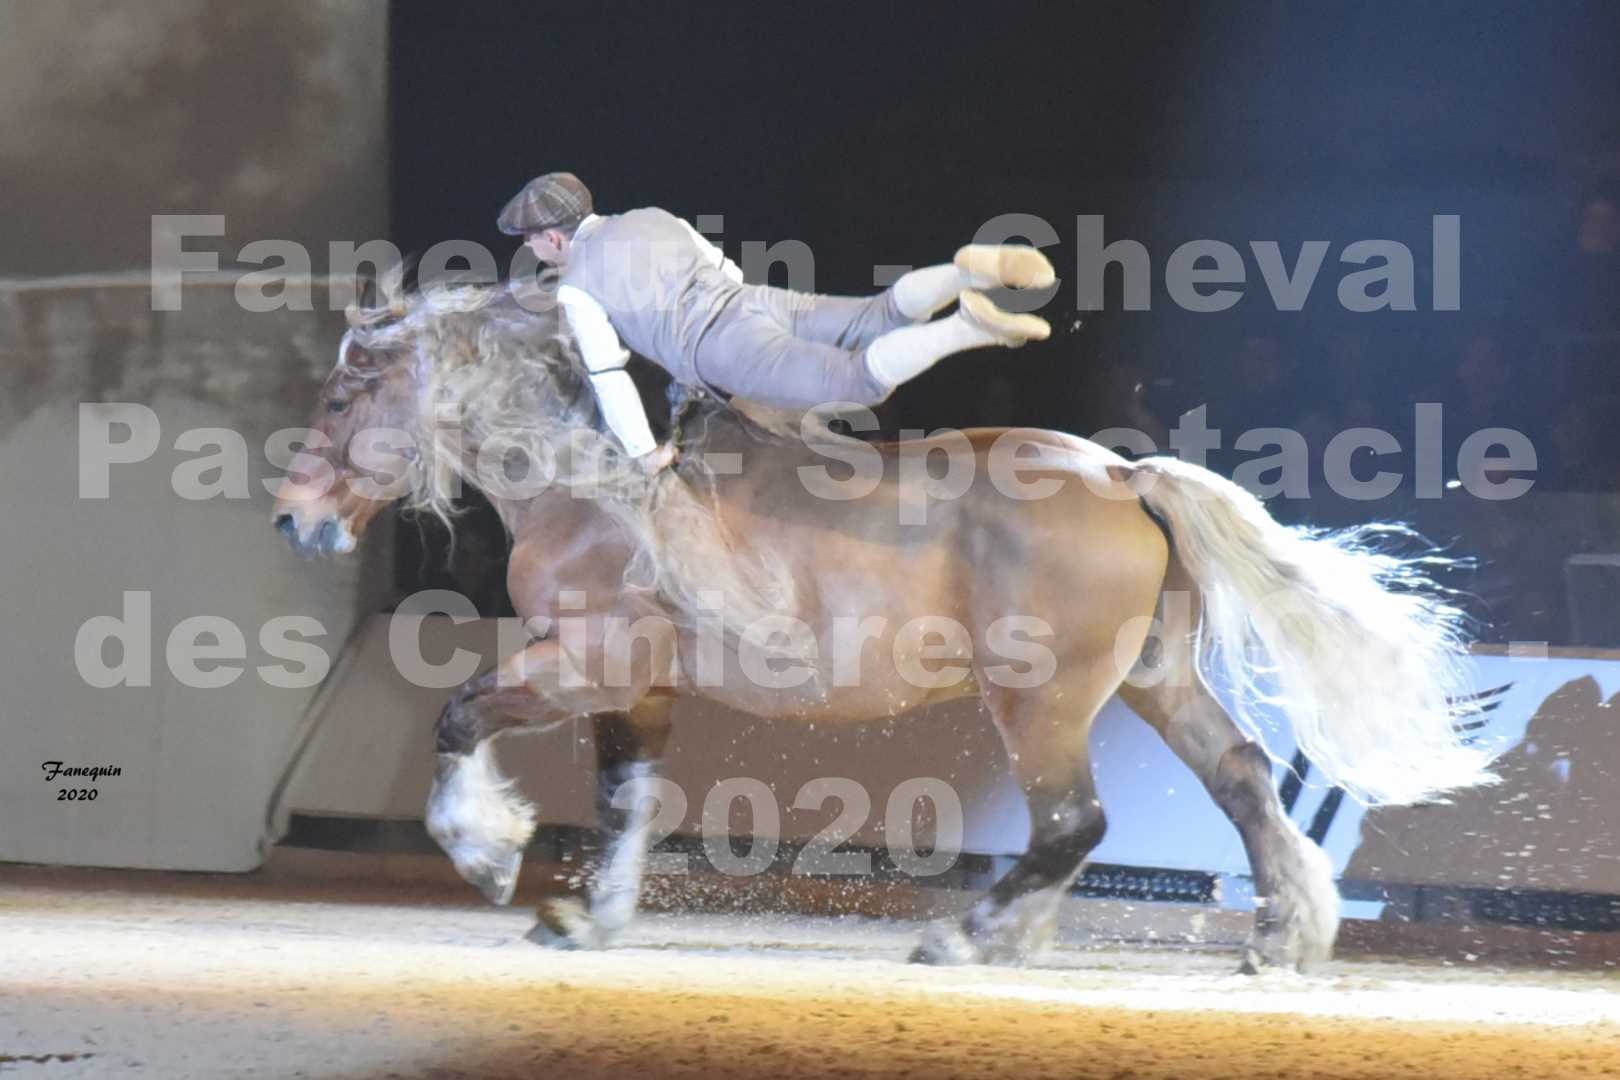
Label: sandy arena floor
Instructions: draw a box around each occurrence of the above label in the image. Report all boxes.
[3,869,1619,1079]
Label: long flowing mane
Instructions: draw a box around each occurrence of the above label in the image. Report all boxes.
[346,275,800,638]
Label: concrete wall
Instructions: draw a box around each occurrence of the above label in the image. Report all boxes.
[0,0,392,870]
[0,0,388,275]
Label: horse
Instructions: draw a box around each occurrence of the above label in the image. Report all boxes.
[271,278,1496,971]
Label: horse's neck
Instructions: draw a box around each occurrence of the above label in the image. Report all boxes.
[480,476,588,534]
[478,460,626,546]
[482,489,541,535]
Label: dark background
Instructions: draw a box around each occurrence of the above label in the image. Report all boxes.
[388,0,1620,640]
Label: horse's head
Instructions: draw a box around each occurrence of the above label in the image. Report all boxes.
[272,321,423,557]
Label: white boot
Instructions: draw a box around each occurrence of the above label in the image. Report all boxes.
[891,245,1056,322]
[892,264,966,321]
[959,289,1051,343]
[955,244,1057,290]
[865,290,1050,391]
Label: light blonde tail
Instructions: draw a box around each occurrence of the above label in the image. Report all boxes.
[1131,456,1497,805]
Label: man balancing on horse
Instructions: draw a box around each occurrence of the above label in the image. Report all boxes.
[498,172,1056,473]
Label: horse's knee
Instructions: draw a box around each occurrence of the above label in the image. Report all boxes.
[433,681,486,755]
[1024,792,1106,883]
[1049,796,1107,855]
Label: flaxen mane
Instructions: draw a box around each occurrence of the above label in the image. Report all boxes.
[344,274,799,641]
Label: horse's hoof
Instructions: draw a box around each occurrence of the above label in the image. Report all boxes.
[908,921,980,966]
[525,918,585,950]
[465,847,524,906]
[525,898,599,950]
[1239,932,1328,975]
[1241,863,1338,974]
[1238,944,1275,975]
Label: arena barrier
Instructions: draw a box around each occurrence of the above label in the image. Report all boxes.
[0,276,393,871]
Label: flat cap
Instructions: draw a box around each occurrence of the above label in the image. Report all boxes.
[497,172,594,235]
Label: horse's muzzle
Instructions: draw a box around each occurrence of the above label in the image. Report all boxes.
[274,513,350,558]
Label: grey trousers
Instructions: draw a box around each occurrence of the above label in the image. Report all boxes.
[691,284,911,407]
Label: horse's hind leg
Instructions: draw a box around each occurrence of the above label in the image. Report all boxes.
[910,663,1120,966]
[1116,582,1338,972]
[529,700,674,950]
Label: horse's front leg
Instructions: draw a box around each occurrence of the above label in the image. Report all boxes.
[425,637,649,906]
[528,701,674,950]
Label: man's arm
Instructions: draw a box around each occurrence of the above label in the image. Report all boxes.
[557,285,659,459]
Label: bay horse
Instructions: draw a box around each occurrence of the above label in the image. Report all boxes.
[272,279,1495,971]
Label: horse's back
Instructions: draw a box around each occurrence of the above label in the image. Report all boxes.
[706,419,1170,619]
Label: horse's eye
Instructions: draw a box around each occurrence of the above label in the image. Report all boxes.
[327,399,352,415]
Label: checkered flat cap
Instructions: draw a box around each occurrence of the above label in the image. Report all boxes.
[497,172,594,235]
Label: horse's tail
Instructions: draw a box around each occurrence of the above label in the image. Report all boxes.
[1128,455,1498,805]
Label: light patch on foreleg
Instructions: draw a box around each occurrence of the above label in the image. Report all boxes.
[589,764,659,934]
[425,742,537,904]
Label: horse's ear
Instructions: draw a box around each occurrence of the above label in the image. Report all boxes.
[345,272,379,329]
[340,338,397,376]
[355,271,379,312]
[381,256,417,318]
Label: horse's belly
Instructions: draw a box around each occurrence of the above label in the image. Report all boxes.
[673,646,974,722]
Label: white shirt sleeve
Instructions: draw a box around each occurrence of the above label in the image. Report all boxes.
[557,285,630,373]
[679,218,745,284]
[585,369,658,458]
[557,285,658,458]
